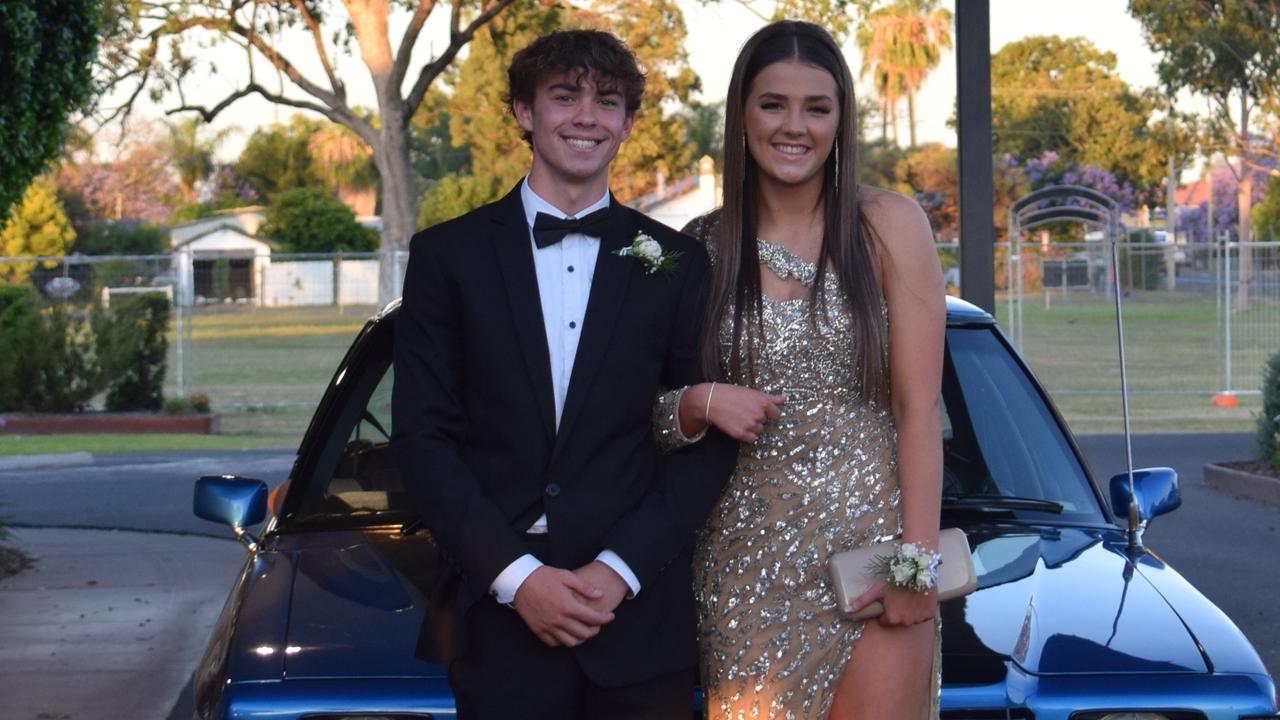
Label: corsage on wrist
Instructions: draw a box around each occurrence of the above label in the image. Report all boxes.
[868,541,942,594]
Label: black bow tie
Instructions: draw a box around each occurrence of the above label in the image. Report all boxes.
[532,206,613,248]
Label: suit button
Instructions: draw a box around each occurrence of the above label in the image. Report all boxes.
[545,483,561,497]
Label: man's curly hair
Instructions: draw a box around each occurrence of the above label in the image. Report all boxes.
[505,29,646,143]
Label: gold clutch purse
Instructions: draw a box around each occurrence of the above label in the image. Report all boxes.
[829,528,978,621]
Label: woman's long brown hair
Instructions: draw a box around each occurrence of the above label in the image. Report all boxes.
[702,20,889,406]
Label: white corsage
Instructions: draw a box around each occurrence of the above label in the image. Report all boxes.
[867,541,942,594]
[615,232,682,276]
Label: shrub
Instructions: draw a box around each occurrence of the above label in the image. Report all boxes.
[1259,349,1280,472]
[92,292,170,412]
[261,186,378,253]
[1118,230,1167,291]
[163,392,211,415]
[72,220,168,255]
[0,283,95,412]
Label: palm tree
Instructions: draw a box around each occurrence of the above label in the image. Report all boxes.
[309,122,378,216]
[857,8,906,144]
[857,0,952,147]
[165,117,232,202]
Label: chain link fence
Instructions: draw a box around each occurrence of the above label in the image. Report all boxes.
[993,238,1278,432]
[3,242,1276,438]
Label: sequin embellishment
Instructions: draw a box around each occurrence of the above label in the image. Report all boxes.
[666,214,940,719]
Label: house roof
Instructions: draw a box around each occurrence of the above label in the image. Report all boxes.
[172,224,279,252]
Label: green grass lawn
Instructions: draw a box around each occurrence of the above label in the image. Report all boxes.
[994,290,1274,434]
[0,432,295,456]
[5,295,1272,457]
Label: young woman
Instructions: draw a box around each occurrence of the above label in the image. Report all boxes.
[654,20,946,719]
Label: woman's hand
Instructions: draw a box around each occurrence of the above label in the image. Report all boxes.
[848,578,938,627]
[677,383,786,442]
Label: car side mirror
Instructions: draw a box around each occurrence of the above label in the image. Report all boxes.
[1109,467,1181,524]
[194,475,268,551]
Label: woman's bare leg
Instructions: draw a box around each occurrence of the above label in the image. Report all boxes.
[826,618,935,720]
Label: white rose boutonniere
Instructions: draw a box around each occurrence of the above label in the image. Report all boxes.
[615,231,682,276]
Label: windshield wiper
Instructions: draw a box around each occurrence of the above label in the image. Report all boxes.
[942,494,1064,514]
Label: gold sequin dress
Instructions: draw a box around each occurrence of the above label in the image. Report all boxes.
[655,217,940,720]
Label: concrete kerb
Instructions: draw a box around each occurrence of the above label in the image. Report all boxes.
[1203,463,1280,508]
[0,452,95,471]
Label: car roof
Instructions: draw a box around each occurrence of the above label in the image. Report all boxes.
[375,295,995,327]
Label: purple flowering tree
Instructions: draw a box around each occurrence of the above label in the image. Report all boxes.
[1176,163,1274,244]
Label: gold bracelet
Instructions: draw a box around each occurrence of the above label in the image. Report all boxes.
[704,382,716,424]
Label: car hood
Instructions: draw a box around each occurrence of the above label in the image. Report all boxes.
[232,530,451,681]
[941,526,1208,681]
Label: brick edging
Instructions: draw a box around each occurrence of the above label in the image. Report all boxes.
[0,413,220,435]
[1203,462,1280,508]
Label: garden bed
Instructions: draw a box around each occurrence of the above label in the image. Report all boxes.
[1203,461,1280,508]
[0,412,220,435]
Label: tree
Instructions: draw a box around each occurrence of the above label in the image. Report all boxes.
[864,0,950,148]
[856,9,908,143]
[1130,0,1280,310]
[233,115,327,201]
[72,220,169,255]
[1,178,77,283]
[720,0,875,42]
[260,187,379,253]
[893,143,957,240]
[990,36,1165,199]
[679,100,725,168]
[310,121,379,215]
[98,0,546,304]
[436,0,702,221]
[55,127,179,228]
[0,0,100,221]
[165,116,233,202]
[1254,174,1280,242]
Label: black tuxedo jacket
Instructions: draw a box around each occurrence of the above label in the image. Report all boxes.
[392,183,738,686]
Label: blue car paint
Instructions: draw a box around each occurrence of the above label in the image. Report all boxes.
[191,297,1278,719]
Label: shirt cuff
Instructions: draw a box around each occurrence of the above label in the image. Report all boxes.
[596,549,641,598]
[490,554,543,605]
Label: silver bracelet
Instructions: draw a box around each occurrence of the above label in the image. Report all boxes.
[704,382,716,424]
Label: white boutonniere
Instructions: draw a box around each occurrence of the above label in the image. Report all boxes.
[614,232,682,276]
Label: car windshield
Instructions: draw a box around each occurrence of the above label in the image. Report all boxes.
[287,315,1104,528]
[940,325,1103,523]
[289,319,415,528]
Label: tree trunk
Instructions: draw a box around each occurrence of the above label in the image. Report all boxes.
[1236,92,1252,313]
[375,117,418,307]
[907,92,917,148]
[1165,152,1177,291]
[890,100,899,146]
[881,96,888,142]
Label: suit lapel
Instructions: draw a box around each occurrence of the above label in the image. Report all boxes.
[488,186,557,442]
[553,204,637,459]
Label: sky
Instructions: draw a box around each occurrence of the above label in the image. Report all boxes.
[110,1,1170,163]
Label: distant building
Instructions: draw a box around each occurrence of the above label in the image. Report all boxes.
[167,205,381,307]
[631,156,720,232]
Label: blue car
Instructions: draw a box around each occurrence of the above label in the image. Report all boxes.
[192,297,1279,720]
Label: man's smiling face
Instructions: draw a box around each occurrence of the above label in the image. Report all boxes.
[515,69,634,206]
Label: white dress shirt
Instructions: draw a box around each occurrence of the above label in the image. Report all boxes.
[488,179,641,605]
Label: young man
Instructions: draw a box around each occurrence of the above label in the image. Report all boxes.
[392,30,737,719]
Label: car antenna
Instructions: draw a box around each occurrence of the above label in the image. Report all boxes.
[1109,225,1142,554]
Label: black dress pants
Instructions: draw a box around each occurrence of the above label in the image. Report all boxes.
[449,595,694,720]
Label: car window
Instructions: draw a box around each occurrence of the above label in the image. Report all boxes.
[940,326,1103,522]
[292,320,415,525]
